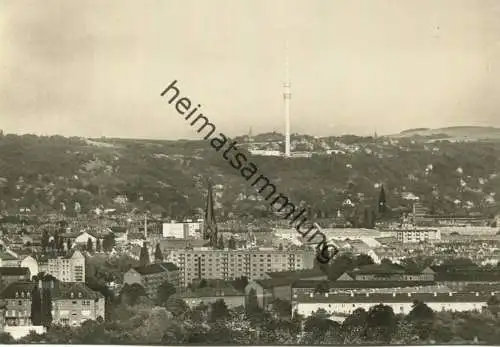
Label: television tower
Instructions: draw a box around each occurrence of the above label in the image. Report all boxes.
[283,41,291,158]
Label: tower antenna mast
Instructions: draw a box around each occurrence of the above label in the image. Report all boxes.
[284,40,291,157]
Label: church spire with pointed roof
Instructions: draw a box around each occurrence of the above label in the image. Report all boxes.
[203,180,218,247]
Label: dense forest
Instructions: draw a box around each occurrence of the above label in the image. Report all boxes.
[1,132,500,220]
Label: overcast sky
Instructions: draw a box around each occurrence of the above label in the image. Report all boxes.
[1,0,499,139]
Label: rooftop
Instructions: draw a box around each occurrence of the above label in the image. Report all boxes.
[0,281,103,300]
[110,226,127,234]
[292,280,437,289]
[0,252,17,261]
[351,263,407,274]
[128,232,146,240]
[266,268,326,280]
[159,239,206,249]
[294,291,494,303]
[133,262,179,275]
[178,286,243,298]
[254,278,297,289]
[435,271,500,282]
[0,267,30,277]
[349,263,434,275]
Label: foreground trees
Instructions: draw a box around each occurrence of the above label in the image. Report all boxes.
[16,293,500,344]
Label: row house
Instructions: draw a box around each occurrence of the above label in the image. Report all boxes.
[293,291,493,321]
[45,250,85,283]
[291,279,444,297]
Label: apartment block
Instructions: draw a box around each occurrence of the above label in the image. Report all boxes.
[395,229,441,243]
[166,247,316,287]
[46,250,85,283]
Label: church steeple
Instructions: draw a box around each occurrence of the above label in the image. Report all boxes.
[203,180,218,247]
[378,185,387,214]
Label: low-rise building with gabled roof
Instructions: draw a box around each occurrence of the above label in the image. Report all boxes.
[0,267,31,289]
[177,286,245,309]
[245,278,298,310]
[292,291,493,322]
[123,262,180,298]
[245,268,329,310]
[336,263,435,282]
[263,268,327,281]
[0,251,20,267]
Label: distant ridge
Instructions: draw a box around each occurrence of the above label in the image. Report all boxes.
[400,127,430,134]
[389,126,500,140]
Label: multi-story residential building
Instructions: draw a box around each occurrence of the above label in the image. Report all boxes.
[292,291,492,321]
[411,202,429,226]
[395,228,441,243]
[0,281,105,327]
[166,247,316,287]
[46,250,85,283]
[123,262,180,298]
[0,267,31,289]
[53,282,105,326]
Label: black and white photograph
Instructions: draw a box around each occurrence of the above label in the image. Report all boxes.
[0,0,500,344]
